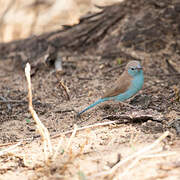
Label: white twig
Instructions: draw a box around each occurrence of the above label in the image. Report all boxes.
[52,120,118,139]
[53,137,63,160]
[65,124,78,153]
[141,152,176,159]
[0,141,22,156]
[117,151,176,179]
[118,157,140,179]
[90,131,170,178]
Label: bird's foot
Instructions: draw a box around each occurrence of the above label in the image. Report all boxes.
[119,102,137,109]
[76,112,81,118]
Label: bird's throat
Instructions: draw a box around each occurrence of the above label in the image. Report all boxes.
[131,71,144,91]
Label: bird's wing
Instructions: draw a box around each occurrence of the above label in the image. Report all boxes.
[102,72,132,98]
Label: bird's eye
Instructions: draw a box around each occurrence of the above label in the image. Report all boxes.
[131,67,135,70]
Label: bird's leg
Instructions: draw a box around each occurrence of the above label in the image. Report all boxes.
[118,101,136,109]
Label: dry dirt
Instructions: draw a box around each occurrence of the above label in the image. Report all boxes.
[0,55,180,179]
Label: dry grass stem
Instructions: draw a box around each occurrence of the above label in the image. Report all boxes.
[0,141,22,156]
[52,120,118,139]
[90,131,170,178]
[65,124,78,153]
[0,142,20,148]
[117,156,140,179]
[59,80,70,100]
[141,152,177,159]
[52,137,64,160]
[117,151,176,179]
[25,63,52,161]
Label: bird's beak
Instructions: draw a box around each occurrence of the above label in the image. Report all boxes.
[135,67,142,70]
[135,64,142,70]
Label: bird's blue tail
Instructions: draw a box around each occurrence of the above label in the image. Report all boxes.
[77,98,106,116]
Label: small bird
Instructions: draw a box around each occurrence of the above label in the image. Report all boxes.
[78,60,144,116]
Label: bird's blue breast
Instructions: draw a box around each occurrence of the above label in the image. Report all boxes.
[113,71,144,101]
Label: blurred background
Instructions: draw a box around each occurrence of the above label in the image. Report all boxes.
[0,0,122,42]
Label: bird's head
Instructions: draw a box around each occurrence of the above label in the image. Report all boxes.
[126,60,143,77]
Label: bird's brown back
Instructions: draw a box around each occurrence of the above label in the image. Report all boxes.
[102,71,133,98]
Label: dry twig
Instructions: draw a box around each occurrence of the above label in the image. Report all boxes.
[52,120,119,139]
[0,141,22,156]
[90,131,171,179]
[59,80,70,100]
[52,137,64,161]
[117,151,176,179]
[65,124,78,153]
[25,63,52,161]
